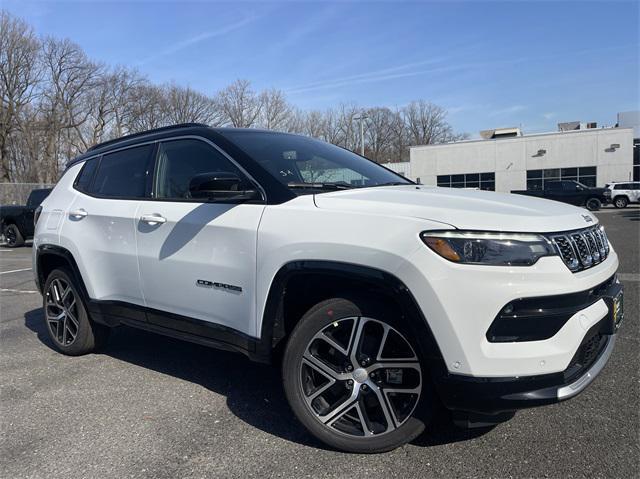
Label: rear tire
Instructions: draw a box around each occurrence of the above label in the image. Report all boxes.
[43,268,109,355]
[282,296,433,453]
[585,198,601,211]
[3,224,24,247]
[614,196,628,208]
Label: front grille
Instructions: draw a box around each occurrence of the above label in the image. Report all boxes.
[548,225,610,272]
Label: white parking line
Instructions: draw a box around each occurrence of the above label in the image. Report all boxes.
[0,268,32,275]
[0,288,38,294]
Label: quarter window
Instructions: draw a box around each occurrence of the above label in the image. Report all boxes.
[154,139,249,200]
[91,145,154,198]
[74,158,99,193]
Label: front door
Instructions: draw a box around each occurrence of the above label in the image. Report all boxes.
[135,138,265,337]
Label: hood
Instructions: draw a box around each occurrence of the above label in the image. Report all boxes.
[313,185,597,233]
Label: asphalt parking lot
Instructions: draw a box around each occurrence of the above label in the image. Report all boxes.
[1,207,638,479]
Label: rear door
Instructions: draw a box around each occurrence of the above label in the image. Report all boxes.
[135,137,265,337]
[60,144,154,305]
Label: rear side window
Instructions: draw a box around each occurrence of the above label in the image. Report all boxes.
[91,145,153,198]
[74,158,99,193]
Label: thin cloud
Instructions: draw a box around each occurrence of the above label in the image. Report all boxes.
[489,105,527,117]
[285,58,452,94]
[137,16,257,65]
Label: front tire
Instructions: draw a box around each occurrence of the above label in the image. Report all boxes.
[586,197,602,211]
[614,196,628,208]
[43,268,109,355]
[282,297,431,453]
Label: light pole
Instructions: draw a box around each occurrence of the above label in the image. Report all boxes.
[353,114,369,156]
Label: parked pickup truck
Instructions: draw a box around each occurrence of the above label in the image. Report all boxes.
[1,188,51,247]
[512,180,608,211]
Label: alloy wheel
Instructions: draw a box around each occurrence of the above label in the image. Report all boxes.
[299,317,422,438]
[5,227,16,246]
[586,199,601,211]
[45,278,80,346]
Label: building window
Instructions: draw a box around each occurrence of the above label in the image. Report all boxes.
[437,172,495,190]
[527,166,597,190]
[634,140,639,182]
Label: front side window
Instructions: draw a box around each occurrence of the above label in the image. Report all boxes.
[91,145,153,198]
[217,130,409,192]
[154,139,249,200]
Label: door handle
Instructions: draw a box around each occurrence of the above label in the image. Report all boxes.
[140,214,167,225]
[69,208,88,219]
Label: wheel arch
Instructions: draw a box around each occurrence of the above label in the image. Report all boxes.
[258,260,447,376]
[36,245,89,299]
[613,194,629,202]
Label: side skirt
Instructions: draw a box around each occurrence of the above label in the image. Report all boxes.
[87,299,269,363]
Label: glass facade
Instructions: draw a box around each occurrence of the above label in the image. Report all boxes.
[526,166,597,190]
[437,172,495,190]
[634,140,639,182]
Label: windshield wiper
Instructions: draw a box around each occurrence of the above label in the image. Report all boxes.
[287,182,354,190]
[371,181,410,187]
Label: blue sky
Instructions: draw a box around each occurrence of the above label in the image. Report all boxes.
[4,0,639,136]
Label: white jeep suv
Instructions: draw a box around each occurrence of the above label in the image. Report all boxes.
[604,181,640,208]
[33,124,624,453]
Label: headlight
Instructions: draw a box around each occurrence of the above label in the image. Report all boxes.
[420,231,556,266]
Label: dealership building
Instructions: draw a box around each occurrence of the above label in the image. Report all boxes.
[402,111,639,192]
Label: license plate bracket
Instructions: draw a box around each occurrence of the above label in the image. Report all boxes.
[603,283,624,332]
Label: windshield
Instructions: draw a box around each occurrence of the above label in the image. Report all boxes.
[218,130,411,192]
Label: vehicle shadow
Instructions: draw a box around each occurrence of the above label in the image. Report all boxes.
[24,308,490,451]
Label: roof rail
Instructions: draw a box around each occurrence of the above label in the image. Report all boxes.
[86,123,210,152]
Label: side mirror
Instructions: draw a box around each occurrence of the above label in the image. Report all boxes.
[188,172,260,201]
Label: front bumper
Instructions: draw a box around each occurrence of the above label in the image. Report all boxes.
[433,278,623,414]
[437,332,616,414]
[401,243,620,377]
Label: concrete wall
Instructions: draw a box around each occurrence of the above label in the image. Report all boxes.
[382,161,411,178]
[409,127,634,192]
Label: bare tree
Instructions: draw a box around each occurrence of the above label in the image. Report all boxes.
[0,11,41,181]
[38,37,101,181]
[258,88,291,130]
[121,83,169,133]
[1,11,468,183]
[217,79,262,127]
[165,84,224,126]
[403,100,458,146]
[364,107,397,163]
